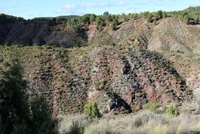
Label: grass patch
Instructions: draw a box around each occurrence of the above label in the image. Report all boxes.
[143,102,161,112]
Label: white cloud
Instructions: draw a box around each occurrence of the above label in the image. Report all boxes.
[123,9,134,14]
[56,1,128,14]
[0,6,4,12]
[80,2,97,7]
[57,4,77,13]
[64,4,77,9]
[138,0,176,6]
[138,0,153,5]
[116,1,127,6]
[86,2,97,7]
[99,3,109,7]
[11,5,20,9]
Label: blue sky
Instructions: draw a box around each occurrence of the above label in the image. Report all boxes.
[0,0,199,19]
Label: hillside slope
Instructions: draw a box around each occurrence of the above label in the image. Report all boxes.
[0,15,200,115]
[148,18,200,53]
[1,16,200,54]
[88,17,200,54]
[0,22,87,47]
[0,45,194,115]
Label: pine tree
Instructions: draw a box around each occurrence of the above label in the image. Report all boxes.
[106,22,109,27]
[0,58,30,133]
[0,58,57,134]
[163,11,167,18]
[194,15,199,24]
[90,14,96,24]
[85,22,89,31]
[111,18,118,31]
[30,96,57,134]
[113,18,118,26]
[84,102,101,119]
[156,10,163,19]
[147,13,153,22]
[153,19,157,26]
[96,17,101,27]
[111,21,116,31]
[184,15,190,24]
[98,22,103,32]
[76,41,81,47]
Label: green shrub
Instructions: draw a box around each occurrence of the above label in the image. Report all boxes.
[166,105,179,116]
[153,19,157,26]
[111,22,116,31]
[147,13,153,22]
[30,96,57,134]
[109,43,116,47]
[84,102,101,119]
[67,122,84,134]
[143,102,161,112]
[98,22,103,32]
[75,41,81,47]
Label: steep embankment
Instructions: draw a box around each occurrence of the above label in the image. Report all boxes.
[148,18,200,53]
[89,18,153,49]
[88,17,200,54]
[0,45,193,115]
[0,22,87,47]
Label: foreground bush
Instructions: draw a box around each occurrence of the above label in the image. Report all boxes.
[166,105,179,116]
[67,122,84,134]
[30,96,57,134]
[84,102,101,119]
[58,114,89,134]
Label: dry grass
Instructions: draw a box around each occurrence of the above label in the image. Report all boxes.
[58,110,200,134]
[58,114,89,134]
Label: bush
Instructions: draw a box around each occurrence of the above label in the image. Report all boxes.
[75,41,81,47]
[67,122,84,134]
[98,22,103,32]
[84,102,101,119]
[166,105,179,116]
[111,18,118,31]
[109,43,116,47]
[147,13,153,22]
[143,102,161,112]
[30,96,57,134]
[153,20,157,26]
[111,22,116,31]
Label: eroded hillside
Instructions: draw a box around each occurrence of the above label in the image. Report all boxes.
[0,13,200,115]
[0,44,196,115]
[0,22,87,47]
[88,17,200,54]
